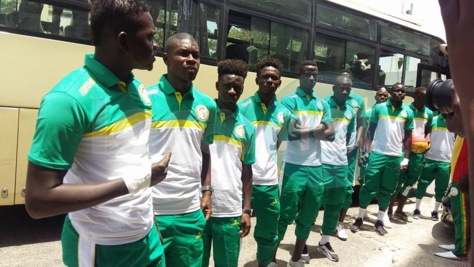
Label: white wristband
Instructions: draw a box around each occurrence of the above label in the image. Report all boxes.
[123,173,151,194]
[400,158,409,166]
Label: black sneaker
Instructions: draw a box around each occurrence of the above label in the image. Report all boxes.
[350,217,363,233]
[431,211,439,221]
[413,209,421,220]
[374,220,388,236]
[316,242,339,262]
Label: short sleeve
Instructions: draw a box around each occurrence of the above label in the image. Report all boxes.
[369,105,379,124]
[242,120,256,165]
[277,106,296,142]
[202,102,217,144]
[405,110,415,130]
[28,92,86,170]
[357,98,366,118]
[321,100,333,123]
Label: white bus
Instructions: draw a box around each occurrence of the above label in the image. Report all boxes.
[0,0,449,206]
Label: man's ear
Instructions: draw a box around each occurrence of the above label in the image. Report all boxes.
[255,76,258,85]
[163,52,169,66]
[215,81,219,91]
[118,31,128,51]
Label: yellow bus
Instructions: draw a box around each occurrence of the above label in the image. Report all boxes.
[0,0,448,206]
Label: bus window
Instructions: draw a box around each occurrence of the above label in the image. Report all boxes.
[381,23,430,56]
[149,0,220,59]
[380,50,404,87]
[313,34,345,75]
[346,42,375,89]
[316,4,377,41]
[227,10,309,72]
[404,56,424,93]
[229,0,311,24]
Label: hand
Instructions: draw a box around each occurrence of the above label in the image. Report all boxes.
[240,213,251,238]
[150,152,171,186]
[347,146,358,158]
[313,124,326,140]
[459,173,469,193]
[358,152,369,167]
[201,191,212,220]
[400,158,409,171]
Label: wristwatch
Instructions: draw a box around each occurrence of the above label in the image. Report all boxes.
[243,209,253,216]
[201,185,214,193]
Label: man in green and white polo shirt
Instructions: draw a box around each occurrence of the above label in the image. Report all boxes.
[340,69,366,187]
[312,75,356,262]
[202,59,256,267]
[413,113,455,220]
[26,1,170,266]
[275,60,335,267]
[147,33,217,267]
[239,58,294,267]
[389,86,433,221]
[351,83,414,236]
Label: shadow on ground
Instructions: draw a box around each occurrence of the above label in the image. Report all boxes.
[0,205,64,247]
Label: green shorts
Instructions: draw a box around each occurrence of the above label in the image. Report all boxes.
[62,215,164,267]
[156,210,206,267]
[396,152,424,196]
[202,216,241,267]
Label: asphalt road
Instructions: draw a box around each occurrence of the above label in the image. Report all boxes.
[0,189,468,267]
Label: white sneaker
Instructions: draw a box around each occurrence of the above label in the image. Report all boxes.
[268,262,278,267]
[439,244,455,251]
[383,213,393,229]
[434,251,466,261]
[287,258,305,267]
[335,222,348,241]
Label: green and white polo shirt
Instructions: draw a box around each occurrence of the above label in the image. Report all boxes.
[370,99,414,157]
[409,102,434,139]
[321,96,356,166]
[28,54,154,245]
[281,88,333,166]
[425,115,455,163]
[210,104,256,217]
[239,92,295,185]
[346,92,366,147]
[147,75,217,215]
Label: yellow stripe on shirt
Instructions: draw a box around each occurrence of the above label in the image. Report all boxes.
[84,111,151,137]
[152,120,206,130]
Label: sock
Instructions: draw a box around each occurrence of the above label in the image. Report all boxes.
[415,198,422,210]
[434,201,441,211]
[377,210,386,221]
[320,235,330,245]
[358,208,366,219]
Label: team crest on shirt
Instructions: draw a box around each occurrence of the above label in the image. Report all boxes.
[235,125,245,138]
[196,105,209,121]
[138,84,151,105]
[277,112,284,123]
[316,100,324,110]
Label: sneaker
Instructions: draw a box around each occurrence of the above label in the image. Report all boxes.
[316,242,339,262]
[350,217,363,233]
[439,244,455,251]
[431,211,439,221]
[268,262,278,267]
[374,220,388,236]
[413,209,421,220]
[383,213,393,229]
[301,244,310,263]
[434,251,466,261]
[287,258,305,267]
[335,222,348,241]
[394,211,411,222]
